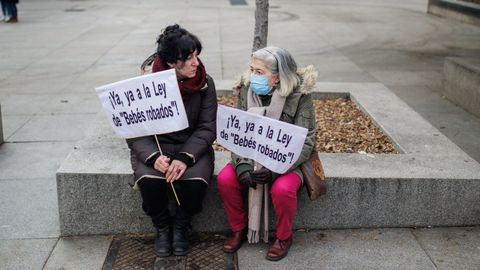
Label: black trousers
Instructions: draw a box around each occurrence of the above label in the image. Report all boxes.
[138,179,207,227]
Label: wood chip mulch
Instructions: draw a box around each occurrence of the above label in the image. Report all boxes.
[214,96,398,154]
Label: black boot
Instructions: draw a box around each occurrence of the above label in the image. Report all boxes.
[151,208,172,257]
[154,226,171,257]
[172,207,191,256]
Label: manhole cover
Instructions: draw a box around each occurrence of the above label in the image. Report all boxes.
[102,233,238,270]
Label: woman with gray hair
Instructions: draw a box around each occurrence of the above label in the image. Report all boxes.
[217,46,318,261]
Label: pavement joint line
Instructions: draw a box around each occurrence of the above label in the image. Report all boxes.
[40,237,60,270]
[4,115,34,141]
[17,113,97,116]
[3,112,98,116]
[410,228,439,269]
[84,28,137,75]
[0,237,59,241]
[281,1,425,13]
[100,237,121,270]
[12,18,101,76]
[4,140,78,143]
[2,71,87,85]
[218,8,225,80]
[0,177,56,182]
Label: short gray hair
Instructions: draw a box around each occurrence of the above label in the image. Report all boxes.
[251,46,300,96]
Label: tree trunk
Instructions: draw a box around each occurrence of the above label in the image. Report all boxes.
[252,0,269,52]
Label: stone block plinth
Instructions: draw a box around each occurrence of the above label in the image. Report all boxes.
[57,82,480,236]
[443,57,480,119]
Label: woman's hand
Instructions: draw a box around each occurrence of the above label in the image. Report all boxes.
[250,167,272,185]
[154,155,170,173]
[166,159,187,183]
[238,170,257,189]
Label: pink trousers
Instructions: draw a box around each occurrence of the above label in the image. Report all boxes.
[217,163,301,240]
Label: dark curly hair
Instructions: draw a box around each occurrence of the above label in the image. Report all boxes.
[156,24,202,66]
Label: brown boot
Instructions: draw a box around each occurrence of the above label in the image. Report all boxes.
[266,236,292,261]
[223,228,247,253]
[5,16,18,23]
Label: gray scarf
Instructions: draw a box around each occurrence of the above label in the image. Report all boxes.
[246,87,286,243]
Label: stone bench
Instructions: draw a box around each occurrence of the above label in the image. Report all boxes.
[443,57,480,119]
[56,82,480,236]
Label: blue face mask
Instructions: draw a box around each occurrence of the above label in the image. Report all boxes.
[250,74,272,95]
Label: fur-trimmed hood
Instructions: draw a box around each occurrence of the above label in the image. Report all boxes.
[233,65,318,95]
[296,65,318,94]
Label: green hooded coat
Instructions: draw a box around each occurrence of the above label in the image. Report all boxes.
[231,65,318,182]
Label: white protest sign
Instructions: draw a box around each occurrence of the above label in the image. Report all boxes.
[95,69,188,139]
[216,105,308,174]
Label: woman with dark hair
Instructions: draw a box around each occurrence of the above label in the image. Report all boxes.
[127,24,217,257]
[217,46,317,261]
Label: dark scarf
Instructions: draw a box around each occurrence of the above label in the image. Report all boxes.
[152,56,207,101]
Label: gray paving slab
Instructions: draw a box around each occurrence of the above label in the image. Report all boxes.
[0,238,57,270]
[389,85,461,113]
[315,71,378,83]
[0,94,100,116]
[343,49,445,72]
[72,113,128,151]
[238,228,436,270]
[64,74,135,94]
[8,113,97,142]
[390,85,480,162]
[369,70,443,88]
[0,70,13,81]
[300,52,365,74]
[0,178,59,240]
[74,64,143,86]
[0,104,3,144]
[2,75,79,95]
[424,111,480,138]
[412,227,480,270]
[43,236,112,270]
[0,142,74,179]
[0,115,32,142]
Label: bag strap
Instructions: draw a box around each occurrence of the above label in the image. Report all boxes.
[140,52,157,74]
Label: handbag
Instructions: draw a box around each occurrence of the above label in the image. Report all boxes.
[301,151,326,200]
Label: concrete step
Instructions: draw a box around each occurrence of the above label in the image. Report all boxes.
[56,82,480,236]
[443,57,480,119]
[428,0,480,25]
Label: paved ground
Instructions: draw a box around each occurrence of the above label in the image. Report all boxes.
[0,0,479,269]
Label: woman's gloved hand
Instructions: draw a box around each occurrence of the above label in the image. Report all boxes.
[250,167,272,185]
[238,170,257,189]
